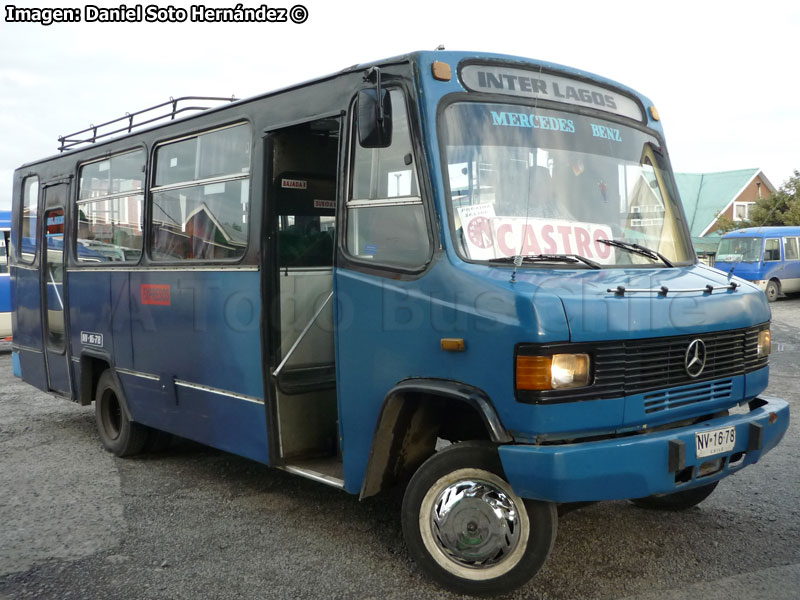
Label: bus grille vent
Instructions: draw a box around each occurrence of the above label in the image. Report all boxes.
[643,379,733,414]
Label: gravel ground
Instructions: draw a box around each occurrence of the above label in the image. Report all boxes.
[0,299,798,600]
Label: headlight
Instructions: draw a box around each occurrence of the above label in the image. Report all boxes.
[516,353,591,390]
[551,354,591,389]
[758,329,771,358]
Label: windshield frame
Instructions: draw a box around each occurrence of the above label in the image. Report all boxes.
[435,91,697,270]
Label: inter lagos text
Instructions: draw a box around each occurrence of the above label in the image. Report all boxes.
[475,70,618,110]
[4,4,309,25]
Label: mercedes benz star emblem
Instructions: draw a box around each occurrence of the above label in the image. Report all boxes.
[685,339,707,378]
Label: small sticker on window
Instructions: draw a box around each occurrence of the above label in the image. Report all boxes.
[313,199,335,209]
[281,179,307,190]
[364,243,378,256]
[170,157,178,168]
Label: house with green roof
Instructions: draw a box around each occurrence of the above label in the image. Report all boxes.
[674,168,775,258]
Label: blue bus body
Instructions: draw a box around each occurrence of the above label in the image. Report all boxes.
[10,51,788,594]
[714,226,800,301]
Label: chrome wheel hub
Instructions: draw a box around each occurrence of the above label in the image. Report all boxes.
[430,479,521,568]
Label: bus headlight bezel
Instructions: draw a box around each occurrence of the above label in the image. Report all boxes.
[516,353,592,391]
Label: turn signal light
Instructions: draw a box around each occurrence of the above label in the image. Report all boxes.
[516,356,552,390]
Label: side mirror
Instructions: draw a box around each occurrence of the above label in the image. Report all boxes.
[357,88,392,148]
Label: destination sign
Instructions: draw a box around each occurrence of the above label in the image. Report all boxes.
[460,65,643,121]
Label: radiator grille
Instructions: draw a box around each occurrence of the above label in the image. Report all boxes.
[517,324,769,404]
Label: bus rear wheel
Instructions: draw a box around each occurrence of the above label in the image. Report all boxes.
[765,280,779,302]
[401,442,557,596]
[630,481,719,511]
[95,370,148,457]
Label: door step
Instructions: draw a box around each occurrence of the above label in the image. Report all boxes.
[281,456,344,489]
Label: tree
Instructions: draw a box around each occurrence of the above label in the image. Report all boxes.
[750,170,800,226]
[776,170,800,225]
[747,194,787,226]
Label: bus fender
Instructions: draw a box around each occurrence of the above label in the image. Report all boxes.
[77,350,115,406]
[359,378,512,499]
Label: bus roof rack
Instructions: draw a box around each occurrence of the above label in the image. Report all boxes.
[57,95,238,152]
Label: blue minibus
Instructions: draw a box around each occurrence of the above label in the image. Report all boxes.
[10,51,788,595]
[715,226,800,301]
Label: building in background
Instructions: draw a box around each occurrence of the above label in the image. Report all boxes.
[675,168,775,264]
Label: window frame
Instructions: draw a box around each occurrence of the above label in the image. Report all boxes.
[733,201,755,221]
[74,147,147,266]
[783,236,800,261]
[342,85,435,273]
[148,120,253,264]
[42,205,67,353]
[764,237,782,262]
[18,175,40,264]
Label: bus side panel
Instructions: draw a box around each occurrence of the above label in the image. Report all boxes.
[126,270,268,463]
[12,266,47,390]
[783,253,800,293]
[111,272,135,367]
[68,271,113,361]
[333,262,560,494]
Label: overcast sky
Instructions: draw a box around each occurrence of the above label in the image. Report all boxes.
[1,0,798,209]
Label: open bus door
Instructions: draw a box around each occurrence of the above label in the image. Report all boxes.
[264,117,343,485]
[40,182,71,395]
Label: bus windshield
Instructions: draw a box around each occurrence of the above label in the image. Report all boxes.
[442,102,694,266]
[717,237,762,262]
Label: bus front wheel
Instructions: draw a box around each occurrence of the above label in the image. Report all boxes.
[765,279,780,302]
[95,370,148,457]
[401,442,557,596]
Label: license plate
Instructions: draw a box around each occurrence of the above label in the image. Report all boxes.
[695,426,736,458]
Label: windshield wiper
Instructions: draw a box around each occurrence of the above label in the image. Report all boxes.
[596,239,674,268]
[489,254,601,269]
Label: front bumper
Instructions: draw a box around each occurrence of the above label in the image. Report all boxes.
[498,395,789,503]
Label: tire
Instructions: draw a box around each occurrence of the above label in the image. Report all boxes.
[630,481,719,511]
[401,442,557,596]
[765,279,779,302]
[143,429,173,453]
[95,370,148,457]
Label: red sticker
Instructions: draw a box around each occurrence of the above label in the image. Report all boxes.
[141,284,170,306]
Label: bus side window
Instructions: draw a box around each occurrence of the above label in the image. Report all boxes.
[783,237,799,261]
[764,238,781,262]
[346,89,431,269]
[77,150,146,264]
[151,123,251,261]
[19,176,39,264]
